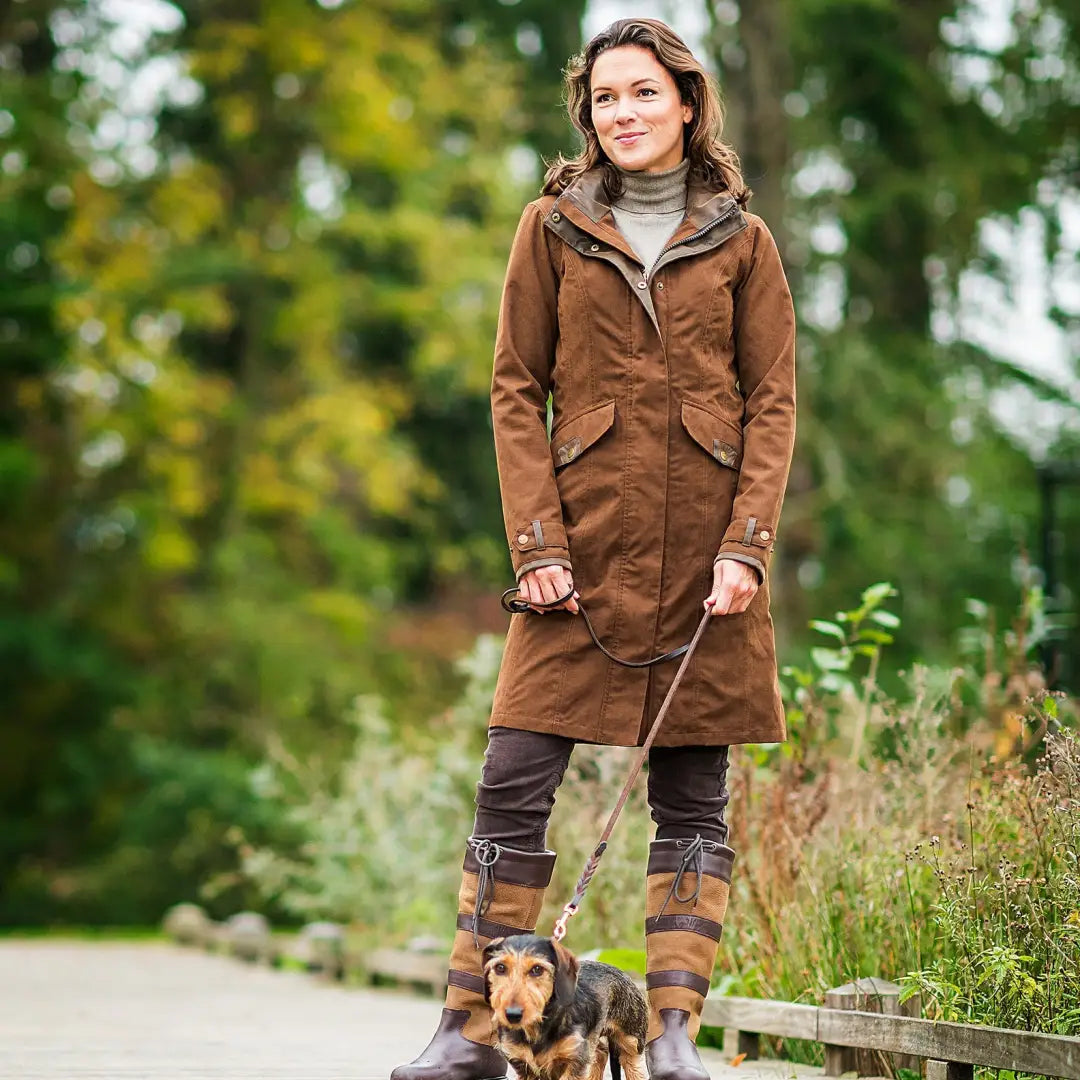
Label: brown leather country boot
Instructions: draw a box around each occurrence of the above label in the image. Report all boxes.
[643,835,736,1080]
[389,838,556,1080]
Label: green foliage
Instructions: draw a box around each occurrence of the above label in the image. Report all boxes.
[1,0,556,923]
[594,947,647,978]
[781,580,900,762]
[228,637,503,936]
[2,0,1079,928]
[710,0,1080,672]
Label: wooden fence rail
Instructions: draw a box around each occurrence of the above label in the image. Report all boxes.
[706,995,1080,1080]
[163,905,1080,1080]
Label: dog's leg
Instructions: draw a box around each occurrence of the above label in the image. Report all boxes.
[610,1032,647,1080]
[586,1040,611,1080]
[606,1044,621,1080]
[555,1037,598,1080]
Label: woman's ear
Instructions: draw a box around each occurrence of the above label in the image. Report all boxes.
[682,102,694,125]
[552,941,580,1009]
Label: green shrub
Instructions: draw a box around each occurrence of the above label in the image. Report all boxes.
[232,636,501,942]
[906,726,1080,1033]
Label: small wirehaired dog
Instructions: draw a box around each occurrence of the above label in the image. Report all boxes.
[482,933,648,1080]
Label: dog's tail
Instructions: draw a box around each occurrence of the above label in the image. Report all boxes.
[609,1045,622,1080]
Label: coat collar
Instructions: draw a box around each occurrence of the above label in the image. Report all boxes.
[543,164,747,341]
[553,164,741,265]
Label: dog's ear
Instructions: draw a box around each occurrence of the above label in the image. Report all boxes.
[551,940,579,1009]
[481,937,505,1004]
[482,936,506,966]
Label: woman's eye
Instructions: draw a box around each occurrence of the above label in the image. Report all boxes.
[639,87,657,96]
[595,94,612,104]
[530,964,545,977]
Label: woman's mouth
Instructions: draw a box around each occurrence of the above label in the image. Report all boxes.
[615,131,647,146]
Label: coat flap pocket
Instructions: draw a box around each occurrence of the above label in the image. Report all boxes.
[681,399,743,470]
[550,399,616,469]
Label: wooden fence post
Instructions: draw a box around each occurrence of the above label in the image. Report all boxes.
[824,977,922,1077]
[162,903,210,946]
[737,1030,761,1060]
[225,912,272,964]
[297,921,345,981]
[926,1061,975,1080]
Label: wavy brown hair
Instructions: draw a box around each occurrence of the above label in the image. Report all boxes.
[543,18,750,206]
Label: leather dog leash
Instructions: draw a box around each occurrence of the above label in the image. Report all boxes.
[500,585,691,668]
[500,582,715,940]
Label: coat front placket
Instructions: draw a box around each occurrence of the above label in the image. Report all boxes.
[540,182,750,743]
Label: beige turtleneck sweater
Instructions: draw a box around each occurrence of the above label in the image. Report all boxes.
[610,158,690,273]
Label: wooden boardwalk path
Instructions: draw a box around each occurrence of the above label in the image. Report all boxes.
[0,940,819,1080]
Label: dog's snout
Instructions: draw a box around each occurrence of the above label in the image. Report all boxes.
[505,1005,524,1024]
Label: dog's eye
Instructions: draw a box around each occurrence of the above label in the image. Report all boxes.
[494,962,507,975]
[529,964,545,977]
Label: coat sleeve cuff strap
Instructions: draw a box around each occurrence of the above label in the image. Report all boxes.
[510,518,570,576]
[718,516,775,578]
[721,516,775,551]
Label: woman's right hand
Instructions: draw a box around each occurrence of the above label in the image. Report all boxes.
[517,564,580,614]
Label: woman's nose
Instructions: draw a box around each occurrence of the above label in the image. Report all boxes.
[614,96,637,123]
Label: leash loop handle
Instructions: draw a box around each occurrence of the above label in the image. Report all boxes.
[500,585,690,669]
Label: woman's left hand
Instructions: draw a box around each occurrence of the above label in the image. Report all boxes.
[704,558,759,616]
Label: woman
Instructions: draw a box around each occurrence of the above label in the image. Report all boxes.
[391,17,795,1080]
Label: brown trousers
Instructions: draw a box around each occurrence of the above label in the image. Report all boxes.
[471,726,731,851]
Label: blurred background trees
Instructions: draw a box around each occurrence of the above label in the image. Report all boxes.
[0,0,1076,924]
[706,0,1080,666]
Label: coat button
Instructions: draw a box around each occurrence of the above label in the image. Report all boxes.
[517,533,530,544]
[637,280,647,289]
[590,243,599,252]
[760,530,771,540]
[551,211,561,222]
[656,281,664,290]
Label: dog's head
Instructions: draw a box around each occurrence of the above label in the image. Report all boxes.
[482,933,580,1037]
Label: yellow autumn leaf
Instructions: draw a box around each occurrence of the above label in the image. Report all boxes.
[169,418,205,449]
[144,527,197,573]
[303,590,372,641]
[219,94,258,141]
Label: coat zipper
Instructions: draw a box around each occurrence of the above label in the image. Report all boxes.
[647,200,741,283]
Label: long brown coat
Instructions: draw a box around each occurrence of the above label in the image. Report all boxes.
[488,166,796,747]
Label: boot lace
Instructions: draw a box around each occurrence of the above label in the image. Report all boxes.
[467,837,503,948]
[656,834,720,918]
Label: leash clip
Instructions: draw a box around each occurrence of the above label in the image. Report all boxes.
[552,901,578,942]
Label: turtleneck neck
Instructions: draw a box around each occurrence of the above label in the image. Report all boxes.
[608,158,690,273]
[612,158,690,215]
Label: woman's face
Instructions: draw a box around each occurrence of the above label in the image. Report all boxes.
[589,45,693,173]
